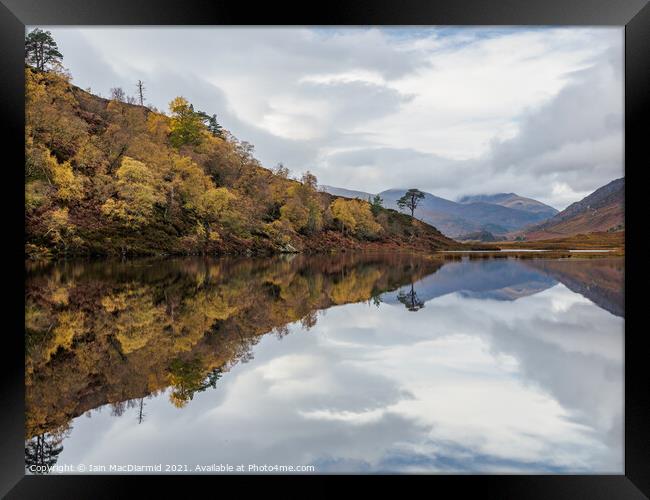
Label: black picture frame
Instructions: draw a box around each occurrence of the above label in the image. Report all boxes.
[1,0,647,497]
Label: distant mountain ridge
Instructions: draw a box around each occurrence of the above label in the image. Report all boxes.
[458,193,558,216]
[523,178,624,240]
[320,185,374,201]
[321,185,560,238]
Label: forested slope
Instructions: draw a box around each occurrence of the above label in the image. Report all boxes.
[25,67,459,259]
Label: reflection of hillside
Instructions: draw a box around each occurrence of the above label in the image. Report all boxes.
[383,260,556,307]
[522,258,624,318]
[25,253,443,442]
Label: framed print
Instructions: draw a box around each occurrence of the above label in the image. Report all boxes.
[1,0,648,497]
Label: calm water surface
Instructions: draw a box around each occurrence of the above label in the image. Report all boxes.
[25,253,624,474]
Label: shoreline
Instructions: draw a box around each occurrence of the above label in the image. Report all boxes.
[25,245,625,267]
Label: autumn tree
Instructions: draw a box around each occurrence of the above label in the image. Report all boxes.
[169,155,238,245]
[169,97,205,148]
[272,163,290,179]
[25,29,63,71]
[101,100,149,173]
[44,207,79,255]
[25,68,88,160]
[330,198,382,239]
[397,188,425,218]
[194,187,237,245]
[50,156,84,202]
[330,198,356,235]
[101,157,162,228]
[280,172,322,234]
[234,140,257,177]
[110,87,126,102]
[301,171,318,190]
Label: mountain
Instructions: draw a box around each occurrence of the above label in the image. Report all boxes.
[24,67,460,258]
[522,178,624,240]
[458,193,558,217]
[378,189,553,238]
[320,185,374,201]
[321,185,559,239]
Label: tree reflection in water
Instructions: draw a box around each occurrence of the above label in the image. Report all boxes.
[25,252,443,470]
[397,283,425,311]
[24,253,624,472]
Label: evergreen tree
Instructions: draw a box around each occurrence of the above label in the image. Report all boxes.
[197,111,225,139]
[25,432,64,473]
[25,28,63,71]
[370,194,383,216]
[397,188,425,218]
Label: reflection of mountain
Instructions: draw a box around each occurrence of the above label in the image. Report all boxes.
[522,259,624,318]
[25,253,443,447]
[383,260,557,307]
[24,254,625,474]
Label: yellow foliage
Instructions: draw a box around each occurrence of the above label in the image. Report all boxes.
[280,197,310,231]
[280,183,322,233]
[50,156,84,202]
[101,292,129,313]
[197,187,236,219]
[105,288,168,354]
[169,96,205,148]
[44,207,77,251]
[25,180,49,212]
[172,156,213,210]
[74,138,107,173]
[101,157,162,228]
[147,113,171,141]
[331,198,356,233]
[47,311,85,361]
[330,198,382,238]
[329,269,382,304]
[264,219,293,245]
[48,286,69,305]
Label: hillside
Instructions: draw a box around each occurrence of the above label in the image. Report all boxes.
[24,67,460,259]
[522,178,624,240]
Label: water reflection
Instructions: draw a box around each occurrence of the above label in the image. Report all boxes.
[25,254,623,473]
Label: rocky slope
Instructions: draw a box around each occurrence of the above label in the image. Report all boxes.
[522,178,624,240]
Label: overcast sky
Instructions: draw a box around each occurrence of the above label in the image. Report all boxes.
[37,27,623,210]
